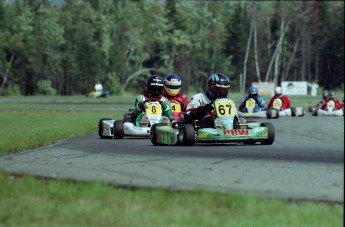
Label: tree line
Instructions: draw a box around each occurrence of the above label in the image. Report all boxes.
[0,0,343,96]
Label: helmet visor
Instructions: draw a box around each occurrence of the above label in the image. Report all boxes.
[148,84,164,97]
[213,85,229,98]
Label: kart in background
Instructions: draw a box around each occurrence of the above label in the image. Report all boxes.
[266,98,304,119]
[237,98,270,118]
[98,98,170,139]
[150,98,275,146]
[311,100,344,116]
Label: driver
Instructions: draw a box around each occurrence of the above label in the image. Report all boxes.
[238,86,265,112]
[129,75,172,123]
[184,72,239,128]
[319,90,342,110]
[267,86,291,110]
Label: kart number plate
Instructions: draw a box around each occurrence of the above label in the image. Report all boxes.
[245,99,255,108]
[327,102,335,108]
[215,101,235,116]
[170,102,181,113]
[145,103,162,116]
[273,99,282,108]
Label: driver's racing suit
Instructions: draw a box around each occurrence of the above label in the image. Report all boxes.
[184,93,239,128]
[129,90,172,123]
[267,94,291,110]
[239,95,265,112]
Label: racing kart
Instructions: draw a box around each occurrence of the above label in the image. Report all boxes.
[311,100,344,116]
[98,98,170,139]
[237,98,269,118]
[150,98,275,146]
[266,98,304,118]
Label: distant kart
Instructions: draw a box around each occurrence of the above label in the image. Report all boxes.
[267,98,304,119]
[150,98,275,146]
[98,98,170,139]
[237,98,269,118]
[311,100,344,116]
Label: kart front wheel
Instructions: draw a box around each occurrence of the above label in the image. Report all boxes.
[113,120,124,139]
[291,107,296,117]
[178,124,195,146]
[150,123,165,145]
[312,109,318,116]
[260,122,275,145]
[98,118,112,139]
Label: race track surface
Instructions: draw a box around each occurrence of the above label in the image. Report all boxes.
[0,115,343,203]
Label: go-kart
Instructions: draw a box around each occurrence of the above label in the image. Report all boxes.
[311,100,344,116]
[267,98,304,119]
[150,98,275,146]
[98,98,170,139]
[237,98,268,118]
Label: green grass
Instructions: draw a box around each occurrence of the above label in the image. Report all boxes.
[0,94,343,226]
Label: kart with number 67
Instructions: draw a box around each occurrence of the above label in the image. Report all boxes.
[150,98,275,146]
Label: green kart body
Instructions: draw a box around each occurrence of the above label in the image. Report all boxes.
[151,98,275,146]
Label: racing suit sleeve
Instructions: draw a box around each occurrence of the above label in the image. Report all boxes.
[239,97,248,110]
[161,99,173,119]
[267,97,274,109]
[281,96,291,109]
[335,99,342,110]
[180,94,190,111]
[130,95,145,122]
[257,96,265,108]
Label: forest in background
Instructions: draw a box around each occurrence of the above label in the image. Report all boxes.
[0,0,343,96]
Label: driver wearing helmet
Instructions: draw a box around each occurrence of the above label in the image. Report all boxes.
[239,86,265,112]
[162,74,190,111]
[184,72,239,128]
[267,86,291,110]
[320,90,342,110]
[129,75,172,123]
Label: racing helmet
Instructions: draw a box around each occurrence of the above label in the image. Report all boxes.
[248,86,258,98]
[146,75,164,98]
[275,87,282,95]
[328,90,336,100]
[164,74,182,96]
[206,73,230,99]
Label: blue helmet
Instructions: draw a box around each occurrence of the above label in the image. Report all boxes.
[248,86,258,96]
[164,74,182,96]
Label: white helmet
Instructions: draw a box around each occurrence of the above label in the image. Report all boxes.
[275,87,282,95]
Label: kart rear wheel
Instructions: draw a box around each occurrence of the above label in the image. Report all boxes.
[178,124,195,146]
[150,123,165,145]
[291,107,296,117]
[98,118,112,139]
[260,122,275,145]
[113,120,124,139]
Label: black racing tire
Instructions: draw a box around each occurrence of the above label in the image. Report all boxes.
[150,123,165,145]
[113,120,124,139]
[291,107,296,117]
[260,122,275,145]
[266,109,272,119]
[312,109,318,116]
[178,124,195,146]
[98,118,112,139]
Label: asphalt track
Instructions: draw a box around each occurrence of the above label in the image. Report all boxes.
[0,115,343,203]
